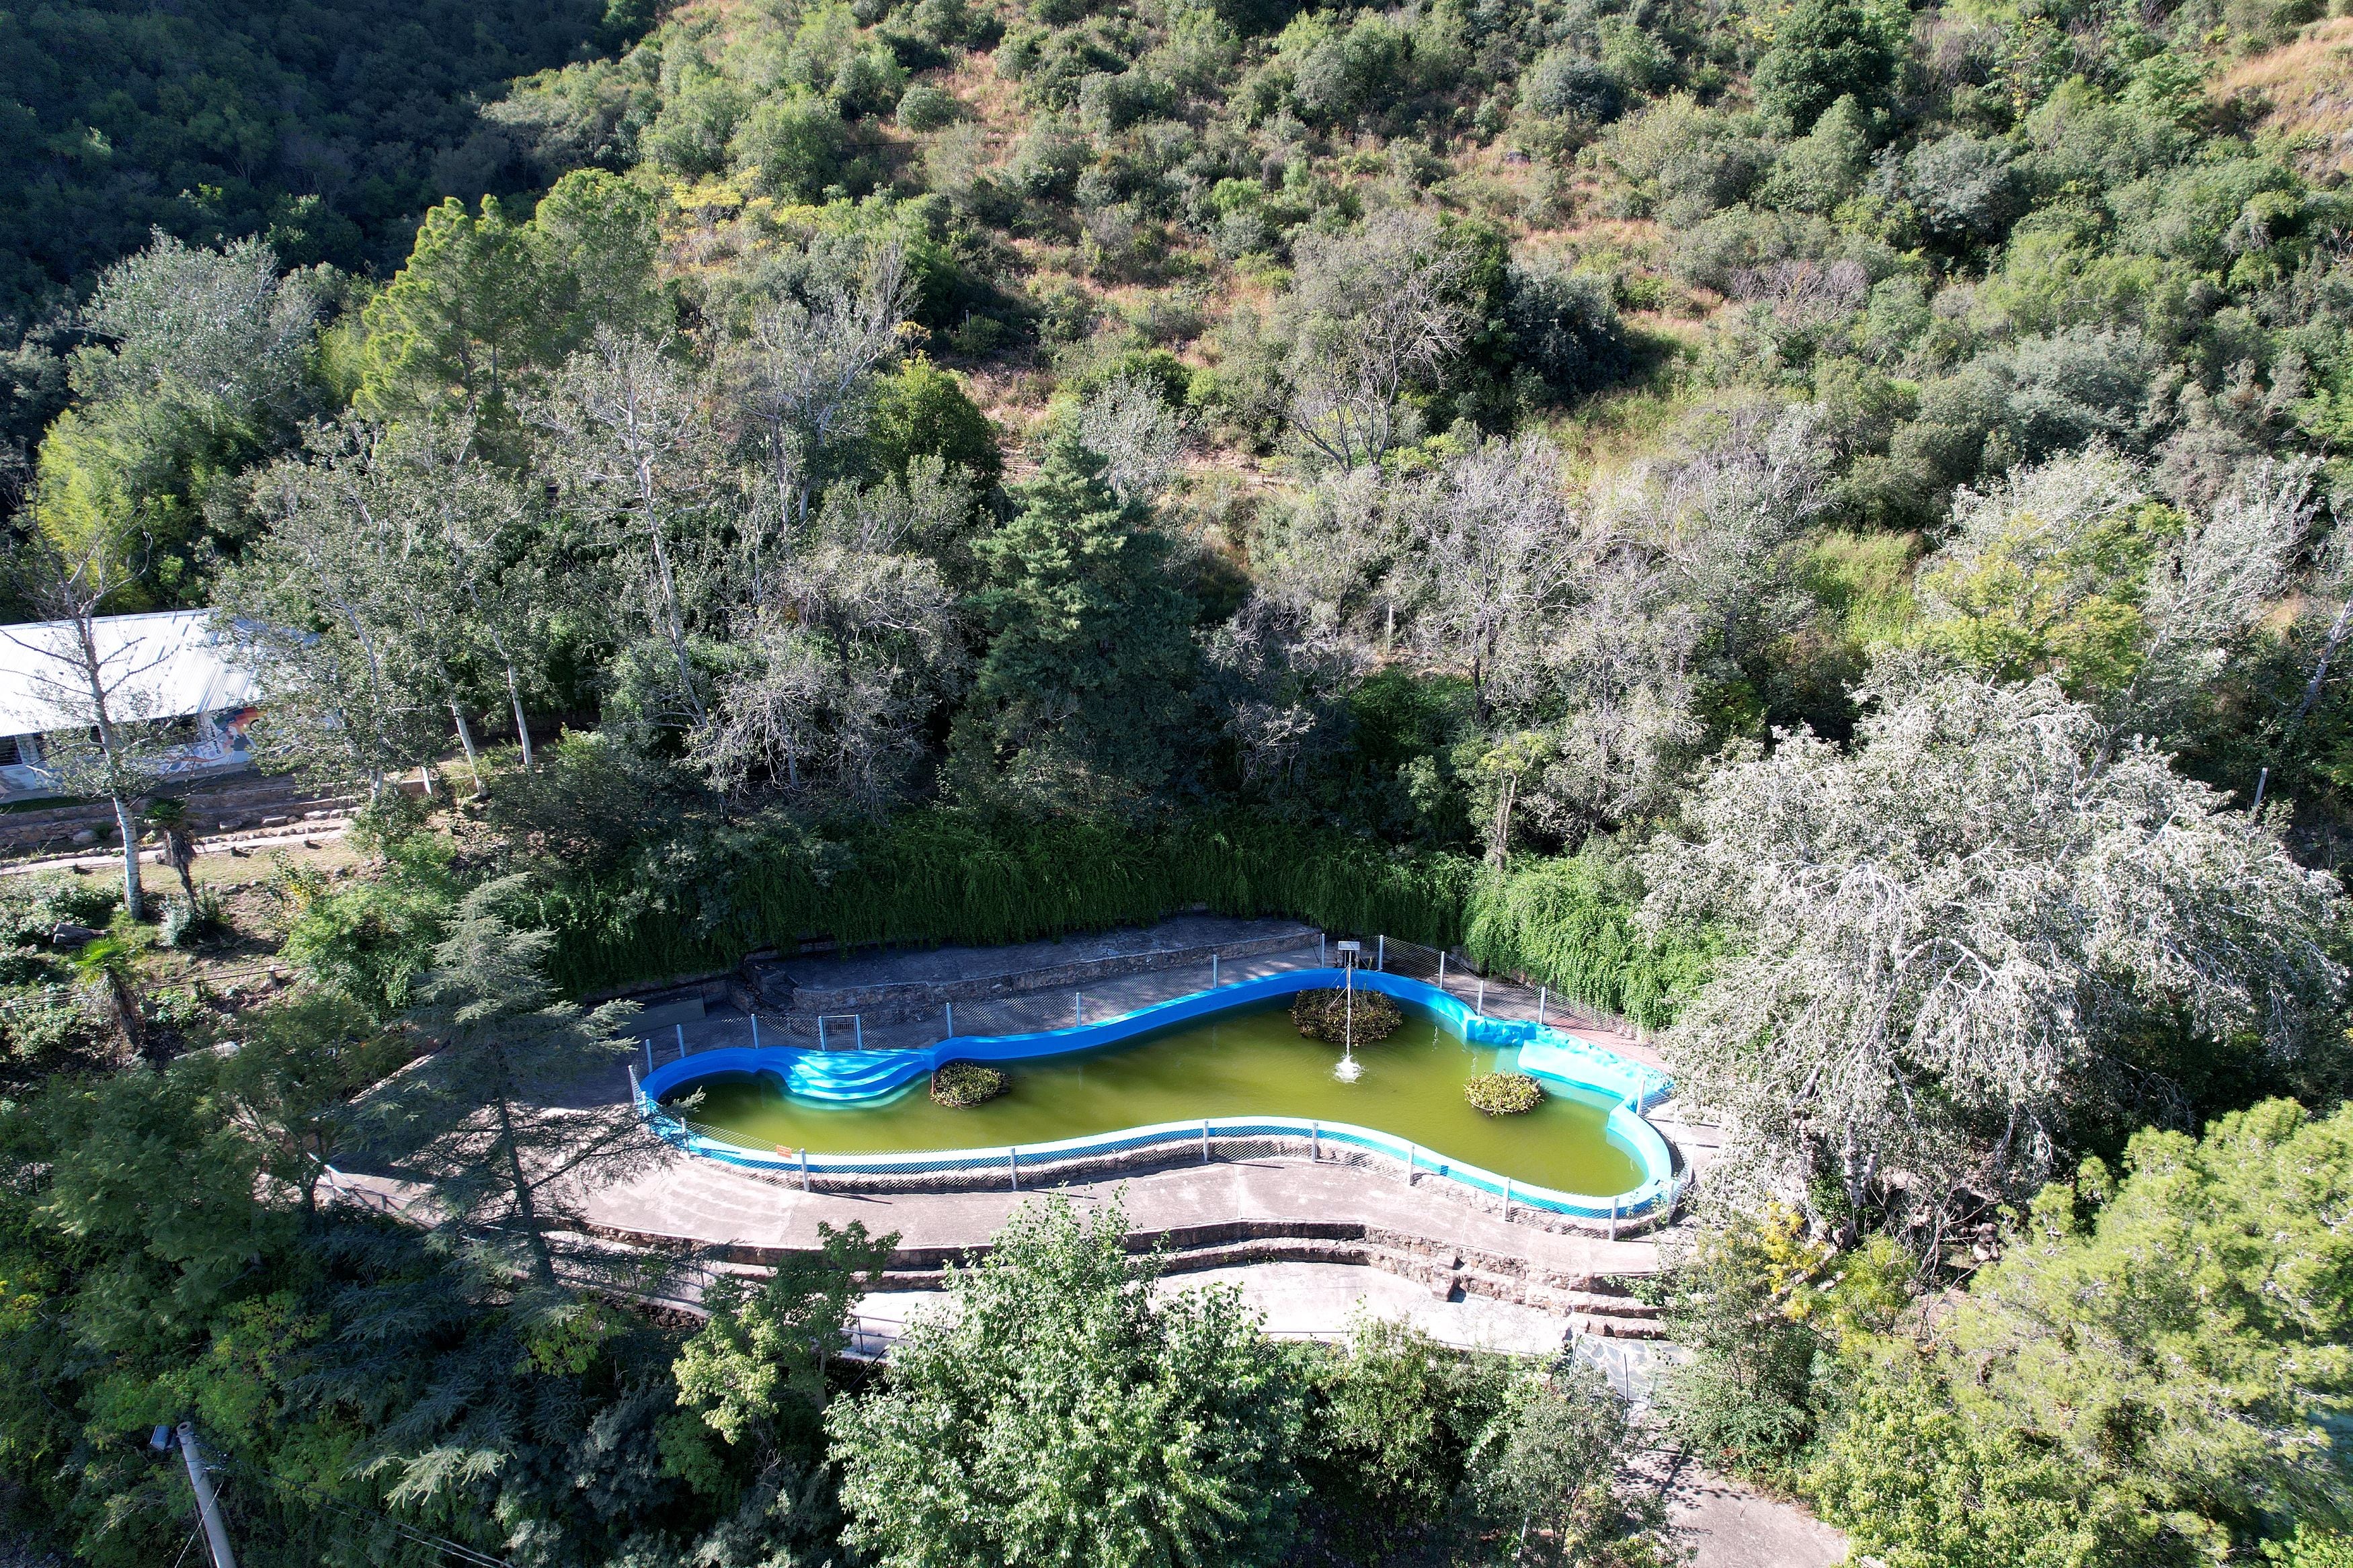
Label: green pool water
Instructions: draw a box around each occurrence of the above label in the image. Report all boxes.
[665,1003,1648,1196]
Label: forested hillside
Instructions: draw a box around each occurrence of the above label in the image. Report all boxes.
[5,0,2353,1563]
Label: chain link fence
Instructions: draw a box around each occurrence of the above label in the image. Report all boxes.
[627,927,1687,1236]
[639,1100,1686,1239]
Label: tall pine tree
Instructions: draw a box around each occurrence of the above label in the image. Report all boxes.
[949,428,1197,813]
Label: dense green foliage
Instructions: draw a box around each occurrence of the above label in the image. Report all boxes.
[928,1057,1008,1103]
[1291,984,1404,1042]
[0,0,625,313]
[13,0,2353,1561]
[1808,1100,2353,1565]
[1464,1069,1543,1114]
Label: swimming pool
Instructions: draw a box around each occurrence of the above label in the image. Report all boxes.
[634,968,1681,1222]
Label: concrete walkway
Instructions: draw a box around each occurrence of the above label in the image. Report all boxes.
[850,1260,1584,1356]
[575,1151,1664,1282]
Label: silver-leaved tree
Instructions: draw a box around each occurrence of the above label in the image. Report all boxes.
[1644,661,2344,1245]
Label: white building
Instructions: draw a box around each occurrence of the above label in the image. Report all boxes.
[0,610,261,800]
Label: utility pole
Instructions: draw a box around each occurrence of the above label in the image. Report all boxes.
[170,1421,239,1568]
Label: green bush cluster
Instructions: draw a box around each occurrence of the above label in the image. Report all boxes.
[930,1059,1009,1106]
[1289,986,1403,1044]
[1460,854,1711,1029]
[1463,1071,1544,1115]
[534,808,1484,994]
[0,874,121,946]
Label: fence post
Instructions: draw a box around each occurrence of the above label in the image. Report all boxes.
[1320,934,1326,966]
[1201,1120,1211,1164]
[1537,986,1546,1028]
[644,1037,653,1075]
[1010,1147,1019,1192]
[854,1015,865,1050]
[799,1148,809,1193]
[1211,951,1218,988]
[945,1000,953,1040]
[1476,979,1485,1017]
[676,1023,686,1061]
[1310,1120,1319,1161]
[1608,1197,1618,1241]
[750,1012,760,1050]
[1503,1176,1511,1223]
[1404,1143,1414,1186]
[1376,934,1385,971]
[818,1016,828,1050]
[1437,951,1446,989]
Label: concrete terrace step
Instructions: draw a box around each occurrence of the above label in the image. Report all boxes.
[750,915,1318,1033]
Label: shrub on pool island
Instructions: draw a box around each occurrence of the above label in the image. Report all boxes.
[932,1060,1010,1106]
[1465,1073,1544,1116]
[1290,987,1402,1044]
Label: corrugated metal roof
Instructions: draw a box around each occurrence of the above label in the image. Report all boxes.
[0,610,261,735]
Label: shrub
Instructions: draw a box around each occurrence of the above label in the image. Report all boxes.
[1461,853,1710,1029]
[0,874,121,946]
[931,1059,1010,1106]
[1505,261,1629,396]
[0,983,108,1067]
[731,92,850,201]
[159,888,230,950]
[1290,987,1402,1044]
[1522,51,1621,124]
[895,81,961,132]
[1464,1072,1543,1115]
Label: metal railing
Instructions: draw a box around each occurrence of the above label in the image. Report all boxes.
[637,1097,1689,1239]
[624,930,1688,1237]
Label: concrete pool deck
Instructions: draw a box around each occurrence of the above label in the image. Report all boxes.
[553,1145,1675,1332]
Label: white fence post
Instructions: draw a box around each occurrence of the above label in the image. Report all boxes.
[1211,951,1219,987]
[854,1015,864,1050]
[1503,1176,1511,1223]
[1609,1197,1618,1240]
[644,1037,653,1075]
[1310,1120,1319,1161]
[1437,951,1446,988]
[1010,1147,1019,1192]
[1404,1143,1414,1186]
[676,1023,686,1061]
[945,1000,954,1040]
[799,1148,809,1192]
[1537,986,1546,1027]
[1476,979,1485,1016]
[1074,992,1083,1028]
[817,1016,828,1050]
[1201,1120,1211,1164]
[750,1012,760,1050]
[1319,933,1326,966]
[1376,934,1385,971]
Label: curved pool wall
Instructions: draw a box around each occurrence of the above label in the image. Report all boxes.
[633,968,1683,1226]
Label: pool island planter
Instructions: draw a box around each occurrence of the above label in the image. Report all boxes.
[633,968,1687,1236]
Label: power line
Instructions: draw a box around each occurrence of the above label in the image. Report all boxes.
[205,1452,515,1568]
